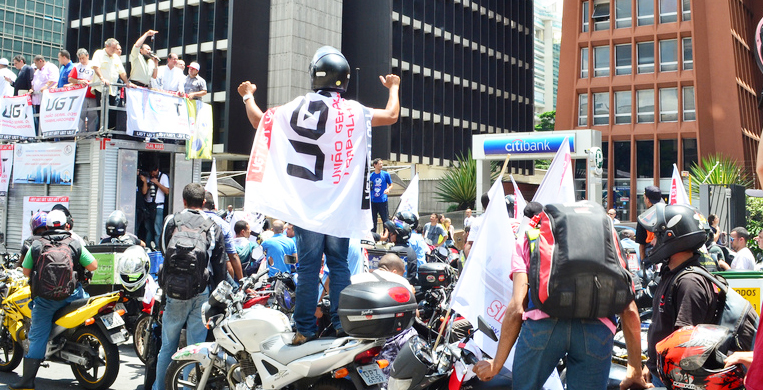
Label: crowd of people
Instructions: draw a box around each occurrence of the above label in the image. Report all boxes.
[0,29,208,133]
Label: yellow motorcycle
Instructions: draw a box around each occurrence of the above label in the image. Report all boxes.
[0,266,129,390]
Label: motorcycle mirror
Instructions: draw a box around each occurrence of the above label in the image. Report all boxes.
[477,316,498,342]
[437,246,448,257]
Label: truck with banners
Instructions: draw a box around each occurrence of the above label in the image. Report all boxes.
[0,84,207,290]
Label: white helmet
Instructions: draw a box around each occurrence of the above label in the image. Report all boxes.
[117,245,150,292]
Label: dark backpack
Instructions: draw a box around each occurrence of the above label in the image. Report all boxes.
[31,234,79,300]
[162,212,214,300]
[528,201,635,319]
[666,266,759,351]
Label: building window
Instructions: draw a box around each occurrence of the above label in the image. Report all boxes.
[594,45,610,77]
[592,0,611,31]
[615,44,632,75]
[581,47,589,78]
[637,41,654,73]
[683,37,693,70]
[659,39,678,72]
[615,91,631,124]
[683,86,696,121]
[579,93,588,126]
[582,1,590,32]
[637,0,654,26]
[637,89,654,123]
[593,92,610,125]
[660,139,678,177]
[659,0,678,23]
[682,0,691,21]
[682,138,698,171]
[615,0,632,28]
[660,88,678,122]
[636,140,655,178]
[614,141,631,178]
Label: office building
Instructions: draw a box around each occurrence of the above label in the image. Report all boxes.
[556,0,763,221]
[534,1,562,122]
[0,0,67,66]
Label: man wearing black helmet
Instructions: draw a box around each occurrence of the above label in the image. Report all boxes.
[383,219,418,285]
[100,210,145,246]
[637,203,719,386]
[236,46,400,345]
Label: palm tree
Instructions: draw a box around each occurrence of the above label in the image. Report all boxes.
[687,154,752,197]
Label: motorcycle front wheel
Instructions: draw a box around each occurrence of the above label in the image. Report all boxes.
[69,326,120,390]
[132,313,151,363]
[166,359,229,390]
[0,328,23,372]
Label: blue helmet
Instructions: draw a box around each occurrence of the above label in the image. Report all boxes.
[30,211,47,234]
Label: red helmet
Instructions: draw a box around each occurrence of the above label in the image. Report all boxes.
[656,324,745,390]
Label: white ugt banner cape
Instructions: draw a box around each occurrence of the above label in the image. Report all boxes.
[669,164,690,205]
[245,92,373,238]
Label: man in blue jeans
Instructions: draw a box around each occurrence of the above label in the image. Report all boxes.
[370,158,393,233]
[472,202,650,390]
[153,183,226,390]
[11,210,98,390]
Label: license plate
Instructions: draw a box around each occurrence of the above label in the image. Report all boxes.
[100,311,125,330]
[357,364,386,386]
[110,330,126,344]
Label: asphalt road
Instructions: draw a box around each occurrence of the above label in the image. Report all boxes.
[0,342,147,390]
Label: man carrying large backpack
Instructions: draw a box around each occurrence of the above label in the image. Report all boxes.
[11,210,98,390]
[153,183,226,390]
[637,203,757,387]
[473,201,649,390]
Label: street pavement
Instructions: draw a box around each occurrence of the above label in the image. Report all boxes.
[0,342,147,390]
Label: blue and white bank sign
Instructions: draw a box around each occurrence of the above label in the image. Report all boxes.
[483,134,575,155]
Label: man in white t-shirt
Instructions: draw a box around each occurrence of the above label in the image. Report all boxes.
[463,208,475,228]
[0,58,17,97]
[720,227,756,270]
[155,53,183,92]
[68,48,98,132]
[139,163,170,249]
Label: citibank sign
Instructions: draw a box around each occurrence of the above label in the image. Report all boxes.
[483,134,575,155]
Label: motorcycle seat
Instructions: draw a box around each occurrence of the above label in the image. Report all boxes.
[261,334,348,365]
[52,298,91,322]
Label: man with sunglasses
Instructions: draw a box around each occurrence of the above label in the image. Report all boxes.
[719,227,756,270]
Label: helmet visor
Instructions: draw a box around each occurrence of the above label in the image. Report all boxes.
[637,203,666,233]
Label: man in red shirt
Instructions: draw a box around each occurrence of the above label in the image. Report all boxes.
[67,48,98,132]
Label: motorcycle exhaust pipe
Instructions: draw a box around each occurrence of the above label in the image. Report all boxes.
[59,350,89,366]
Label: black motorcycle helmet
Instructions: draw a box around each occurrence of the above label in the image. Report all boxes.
[384,220,411,245]
[395,210,419,229]
[105,210,128,238]
[505,195,516,218]
[637,203,708,263]
[309,46,351,93]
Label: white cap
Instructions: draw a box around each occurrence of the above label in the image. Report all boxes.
[188,62,200,71]
[47,210,68,228]
[0,58,8,66]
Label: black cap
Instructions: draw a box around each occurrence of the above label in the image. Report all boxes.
[644,186,663,204]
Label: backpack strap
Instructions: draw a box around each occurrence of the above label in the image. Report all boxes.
[664,265,725,322]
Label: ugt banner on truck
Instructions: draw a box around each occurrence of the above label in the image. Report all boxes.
[38,84,88,137]
[125,88,192,140]
[0,95,35,140]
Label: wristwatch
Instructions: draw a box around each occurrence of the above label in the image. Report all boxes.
[242,94,253,103]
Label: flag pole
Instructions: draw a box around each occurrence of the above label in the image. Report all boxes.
[499,153,512,179]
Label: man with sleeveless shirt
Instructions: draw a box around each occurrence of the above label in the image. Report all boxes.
[237,46,400,344]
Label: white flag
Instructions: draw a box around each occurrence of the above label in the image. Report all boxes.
[396,173,419,216]
[204,158,219,210]
[450,178,562,389]
[532,136,575,205]
[510,175,527,218]
[668,164,690,205]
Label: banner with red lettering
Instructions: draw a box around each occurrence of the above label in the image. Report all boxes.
[39,84,88,137]
[244,92,373,238]
[0,95,35,140]
[0,145,13,196]
[22,196,69,242]
[125,88,192,140]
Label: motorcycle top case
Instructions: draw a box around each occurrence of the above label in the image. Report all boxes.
[528,200,635,319]
[417,262,453,290]
[338,281,417,338]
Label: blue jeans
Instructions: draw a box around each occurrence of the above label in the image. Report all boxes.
[371,201,389,233]
[153,288,209,390]
[513,318,613,390]
[293,226,350,337]
[27,285,88,359]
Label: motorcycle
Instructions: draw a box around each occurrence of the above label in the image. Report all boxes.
[388,316,513,390]
[0,265,129,390]
[166,269,415,390]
